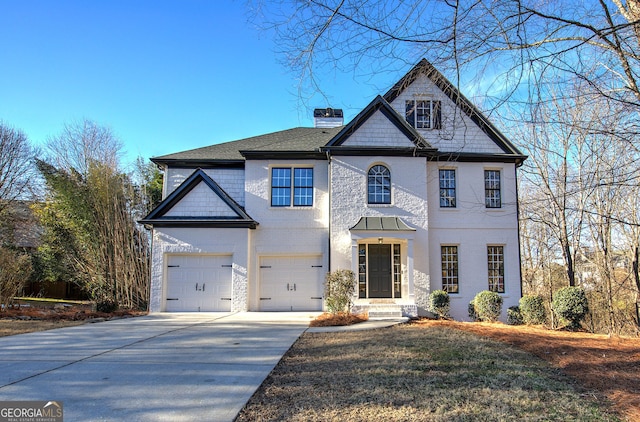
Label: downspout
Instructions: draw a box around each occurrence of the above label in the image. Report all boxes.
[326,149,332,273]
[515,162,524,300]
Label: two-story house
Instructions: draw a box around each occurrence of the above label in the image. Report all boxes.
[140,59,526,320]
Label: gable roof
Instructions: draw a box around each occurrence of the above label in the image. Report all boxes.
[139,169,258,228]
[323,95,436,154]
[384,59,525,157]
[152,127,343,166]
[150,59,525,165]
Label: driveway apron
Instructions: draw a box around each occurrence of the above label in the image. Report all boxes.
[0,312,316,421]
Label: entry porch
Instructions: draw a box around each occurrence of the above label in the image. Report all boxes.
[348,217,419,318]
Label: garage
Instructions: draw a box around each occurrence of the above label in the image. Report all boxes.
[165,254,233,312]
[259,256,324,311]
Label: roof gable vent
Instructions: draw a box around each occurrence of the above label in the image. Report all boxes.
[314,108,344,128]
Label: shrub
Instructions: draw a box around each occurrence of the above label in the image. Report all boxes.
[468,301,479,321]
[96,299,119,313]
[324,269,356,314]
[472,290,503,322]
[428,290,450,319]
[519,295,547,325]
[552,286,589,329]
[0,247,32,309]
[507,306,523,325]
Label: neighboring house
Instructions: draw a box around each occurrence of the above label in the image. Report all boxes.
[0,200,42,251]
[141,59,527,320]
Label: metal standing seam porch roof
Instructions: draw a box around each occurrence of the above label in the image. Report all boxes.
[349,217,416,231]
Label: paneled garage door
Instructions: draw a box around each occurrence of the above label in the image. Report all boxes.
[259,256,324,311]
[165,254,232,312]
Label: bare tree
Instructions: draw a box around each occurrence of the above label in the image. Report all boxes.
[518,80,640,334]
[0,123,37,215]
[46,119,122,177]
[255,0,640,113]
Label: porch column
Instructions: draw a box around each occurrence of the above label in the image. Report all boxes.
[407,238,415,299]
[351,239,359,301]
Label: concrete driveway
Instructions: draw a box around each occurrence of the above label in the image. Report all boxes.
[0,312,318,421]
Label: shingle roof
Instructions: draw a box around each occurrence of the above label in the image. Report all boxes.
[152,127,343,164]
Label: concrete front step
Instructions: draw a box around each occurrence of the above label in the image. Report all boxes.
[368,310,403,318]
[353,302,417,318]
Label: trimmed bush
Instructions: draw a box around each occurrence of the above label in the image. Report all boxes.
[552,286,589,329]
[472,290,503,322]
[507,306,523,325]
[324,269,356,314]
[428,290,450,319]
[96,299,119,313]
[519,295,547,325]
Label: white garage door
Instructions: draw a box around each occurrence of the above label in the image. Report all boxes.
[259,256,324,311]
[165,255,232,312]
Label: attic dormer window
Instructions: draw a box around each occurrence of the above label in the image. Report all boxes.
[406,99,441,129]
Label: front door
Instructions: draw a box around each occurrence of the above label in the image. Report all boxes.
[368,244,392,298]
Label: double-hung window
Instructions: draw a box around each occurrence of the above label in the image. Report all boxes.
[484,170,501,208]
[487,245,505,293]
[441,245,459,293]
[405,99,441,129]
[439,169,456,208]
[368,165,391,204]
[271,167,313,207]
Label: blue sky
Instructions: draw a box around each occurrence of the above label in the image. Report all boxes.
[0,0,404,166]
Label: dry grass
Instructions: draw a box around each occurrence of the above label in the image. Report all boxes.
[236,323,621,421]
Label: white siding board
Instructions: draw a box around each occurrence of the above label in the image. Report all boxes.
[341,110,416,147]
[389,74,505,154]
[165,168,245,206]
[164,182,238,217]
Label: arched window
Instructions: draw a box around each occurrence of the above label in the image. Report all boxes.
[368,165,391,204]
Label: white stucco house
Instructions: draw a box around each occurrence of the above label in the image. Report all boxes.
[141,59,527,320]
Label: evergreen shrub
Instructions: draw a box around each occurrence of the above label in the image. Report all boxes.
[472,290,503,322]
[519,295,547,325]
[552,286,589,329]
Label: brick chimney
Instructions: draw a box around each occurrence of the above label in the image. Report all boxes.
[314,108,344,128]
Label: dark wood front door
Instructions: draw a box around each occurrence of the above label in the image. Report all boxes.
[368,244,392,298]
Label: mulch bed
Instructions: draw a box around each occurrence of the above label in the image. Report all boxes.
[309,312,368,327]
[0,306,145,321]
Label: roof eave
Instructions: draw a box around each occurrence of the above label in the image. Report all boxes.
[321,146,437,157]
[138,218,259,229]
[150,158,245,168]
[239,150,327,160]
[432,151,528,165]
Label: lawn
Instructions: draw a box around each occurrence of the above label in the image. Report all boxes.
[236,321,628,421]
